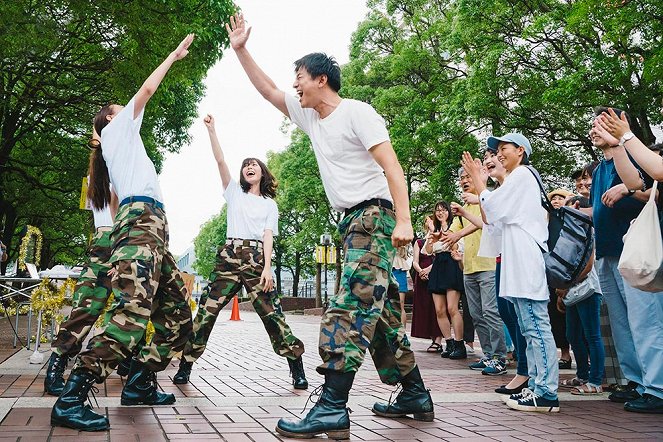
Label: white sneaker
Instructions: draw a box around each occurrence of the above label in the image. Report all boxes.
[505,388,533,406]
[465,344,475,355]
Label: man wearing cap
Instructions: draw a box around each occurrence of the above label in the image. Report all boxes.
[463,132,559,412]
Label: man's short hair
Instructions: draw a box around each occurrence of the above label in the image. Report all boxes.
[294,53,341,92]
[593,106,632,126]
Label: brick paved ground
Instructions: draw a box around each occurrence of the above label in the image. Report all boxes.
[0,310,661,441]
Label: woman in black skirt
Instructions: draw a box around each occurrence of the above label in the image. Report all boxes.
[425,200,466,359]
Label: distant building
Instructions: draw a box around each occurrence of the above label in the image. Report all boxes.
[176,245,206,300]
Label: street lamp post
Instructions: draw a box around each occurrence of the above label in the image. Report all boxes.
[320,233,332,309]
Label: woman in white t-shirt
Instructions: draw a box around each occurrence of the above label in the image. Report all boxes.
[45,136,122,397]
[173,114,307,390]
[52,35,195,432]
[462,133,559,414]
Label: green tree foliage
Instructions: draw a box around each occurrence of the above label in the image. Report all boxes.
[192,205,228,279]
[342,0,663,219]
[0,0,236,270]
[268,128,342,296]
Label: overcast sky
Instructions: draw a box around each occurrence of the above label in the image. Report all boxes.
[159,0,369,255]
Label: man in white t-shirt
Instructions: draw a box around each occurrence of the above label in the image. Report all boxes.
[225,13,433,439]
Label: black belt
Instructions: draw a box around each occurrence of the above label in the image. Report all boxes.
[344,198,393,218]
[119,196,164,211]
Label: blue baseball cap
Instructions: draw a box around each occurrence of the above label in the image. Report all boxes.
[486,133,532,157]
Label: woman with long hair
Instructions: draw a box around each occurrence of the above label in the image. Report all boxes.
[425,201,466,359]
[51,34,195,431]
[44,132,121,396]
[172,114,307,389]
[410,216,443,350]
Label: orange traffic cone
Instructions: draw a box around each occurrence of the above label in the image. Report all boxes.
[229,296,241,321]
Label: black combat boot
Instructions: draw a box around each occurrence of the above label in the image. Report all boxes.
[116,355,133,377]
[121,359,175,406]
[288,357,309,390]
[44,352,69,396]
[372,366,434,421]
[439,339,455,358]
[449,339,467,359]
[51,369,109,431]
[173,359,193,385]
[276,371,355,439]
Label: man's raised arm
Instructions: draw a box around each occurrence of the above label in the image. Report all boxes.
[226,13,288,116]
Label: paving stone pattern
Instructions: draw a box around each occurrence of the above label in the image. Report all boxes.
[0,312,661,441]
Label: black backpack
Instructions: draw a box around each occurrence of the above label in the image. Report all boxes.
[526,167,594,289]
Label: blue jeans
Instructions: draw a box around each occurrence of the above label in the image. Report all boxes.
[496,262,528,376]
[596,257,663,399]
[565,293,605,386]
[511,297,559,400]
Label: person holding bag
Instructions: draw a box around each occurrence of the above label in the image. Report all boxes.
[556,196,605,395]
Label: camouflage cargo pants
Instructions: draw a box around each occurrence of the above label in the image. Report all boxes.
[318,205,416,385]
[182,239,304,363]
[75,202,192,380]
[52,227,113,357]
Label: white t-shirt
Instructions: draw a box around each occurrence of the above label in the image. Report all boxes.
[480,166,549,301]
[285,94,392,211]
[100,97,163,203]
[92,206,113,229]
[224,179,278,241]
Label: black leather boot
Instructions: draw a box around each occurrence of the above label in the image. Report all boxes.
[173,359,193,385]
[44,352,69,396]
[439,339,455,358]
[449,340,467,359]
[116,355,133,377]
[288,357,309,390]
[51,369,109,431]
[121,359,175,406]
[276,371,355,439]
[372,366,434,421]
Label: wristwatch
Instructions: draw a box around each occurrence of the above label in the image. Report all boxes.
[627,189,636,197]
[619,131,635,146]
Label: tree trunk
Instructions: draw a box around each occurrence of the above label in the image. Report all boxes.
[315,263,322,308]
[292,251,301,297]
[335,239,342,295]
[274,248,283,295]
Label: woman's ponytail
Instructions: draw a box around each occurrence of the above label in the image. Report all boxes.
[87,105,114,210]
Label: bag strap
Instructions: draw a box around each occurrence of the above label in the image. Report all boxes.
[525,165,555,213]
[648,180,659,204]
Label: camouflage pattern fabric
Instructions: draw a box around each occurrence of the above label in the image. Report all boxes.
[51,228,113,357]
[182,239,304,363]
[75,202,192,380]
[318,205,416,385]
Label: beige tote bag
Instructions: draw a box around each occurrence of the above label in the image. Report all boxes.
[618,181,663,292]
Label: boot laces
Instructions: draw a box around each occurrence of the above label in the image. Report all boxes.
[148,370,165,392]
[81,377,100,409]
[387,383,404,408]
[301,384,323,414]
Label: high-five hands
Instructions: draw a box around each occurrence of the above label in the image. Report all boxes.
[225,13,252,50]
[173,34,195,60]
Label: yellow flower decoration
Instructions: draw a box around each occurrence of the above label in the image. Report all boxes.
[30,277,73,338]
[19,225,43,271]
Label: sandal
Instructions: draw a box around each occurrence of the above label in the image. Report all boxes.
[426,342,441,353]
[558,359,572,369]
[571,384,603,395]
[560,377,587,387]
